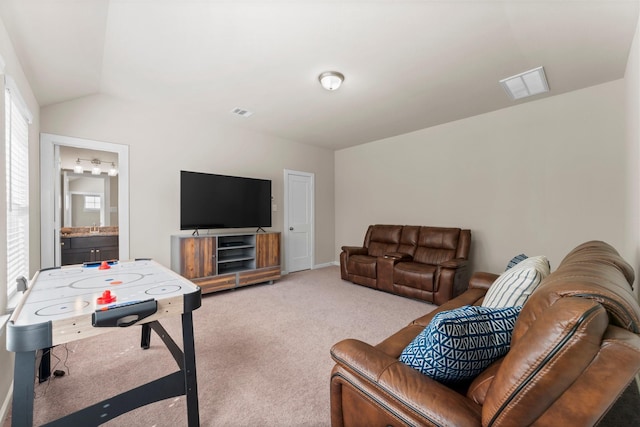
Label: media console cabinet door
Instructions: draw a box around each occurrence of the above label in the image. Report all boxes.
[194,273,236,293]
[239,266,280,286]
[179,237,215,279]
[256,233,280,268]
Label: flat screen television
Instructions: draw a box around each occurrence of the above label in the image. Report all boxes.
[180,170,272,231]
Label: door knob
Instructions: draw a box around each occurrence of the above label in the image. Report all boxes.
[289,227,294,231]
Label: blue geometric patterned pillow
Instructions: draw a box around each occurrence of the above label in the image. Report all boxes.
[506,253,528,270]
[399,305,522,383]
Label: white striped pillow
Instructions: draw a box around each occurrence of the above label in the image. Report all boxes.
[482,256,550,308]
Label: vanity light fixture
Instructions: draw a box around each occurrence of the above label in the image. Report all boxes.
[499,66,549,100]
[74,158,83,174]
[91,159,102,175]
[107,162,118,177]
[73,158,118,177]
[319,71,344,91]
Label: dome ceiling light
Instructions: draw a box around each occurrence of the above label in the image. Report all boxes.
[318,71,345,91]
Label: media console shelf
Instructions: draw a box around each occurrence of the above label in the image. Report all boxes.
[171,232,280,294]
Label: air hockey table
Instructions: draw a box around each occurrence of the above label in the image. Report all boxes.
[6,259,202,427]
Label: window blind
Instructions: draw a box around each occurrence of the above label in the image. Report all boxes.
[5,87,29,298]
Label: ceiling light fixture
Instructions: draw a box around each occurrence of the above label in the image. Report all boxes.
[499,66,549,100]
[319,71,344,91]
[73,158,118,177]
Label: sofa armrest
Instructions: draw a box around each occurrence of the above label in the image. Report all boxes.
[331,339,482,426]
[439,257,468,269]
[341,246,368,256]
[434,258,471,304]
[340,246,369,280]
[469,272,499,290]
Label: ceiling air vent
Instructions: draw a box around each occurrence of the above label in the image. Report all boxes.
[231,107,254,118]
[499,66,549,100]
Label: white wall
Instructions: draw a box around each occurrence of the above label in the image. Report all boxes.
[40,94,335,268]
[335,80,628,275]
[0,14,41,423]
[626,7,640,301]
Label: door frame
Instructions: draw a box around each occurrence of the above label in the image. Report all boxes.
[283,169,314,274]
[40,133,130,268]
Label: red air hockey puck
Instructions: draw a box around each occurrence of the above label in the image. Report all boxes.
[97,290,116,304]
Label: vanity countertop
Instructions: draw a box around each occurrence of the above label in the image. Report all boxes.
[61,232,119,238]
[60,226,119,238]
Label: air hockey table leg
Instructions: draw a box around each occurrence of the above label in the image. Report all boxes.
[12,350,36,427]
[141,323,151,349]
[39,347,51,382]
[181,312,200,427]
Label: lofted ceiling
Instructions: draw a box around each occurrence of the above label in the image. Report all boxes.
[0,0,638,150]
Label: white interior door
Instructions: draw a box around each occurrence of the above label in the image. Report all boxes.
[284,170,314,273]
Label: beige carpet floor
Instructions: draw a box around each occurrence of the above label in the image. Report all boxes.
[3,265,639,426]
[3,266,434,426]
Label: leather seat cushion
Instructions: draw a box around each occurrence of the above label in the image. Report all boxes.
[394,262,436,291]
[348,255,377,279]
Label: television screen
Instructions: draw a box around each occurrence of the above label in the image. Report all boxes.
[180,171,272,230]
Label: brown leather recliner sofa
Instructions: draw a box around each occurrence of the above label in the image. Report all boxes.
[331,241,640,426]
[340,225,471,305]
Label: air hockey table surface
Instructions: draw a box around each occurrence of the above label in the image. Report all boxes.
[6,259,202,427]
[8,258,201,350]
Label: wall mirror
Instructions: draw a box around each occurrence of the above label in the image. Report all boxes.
[59,147,119,228]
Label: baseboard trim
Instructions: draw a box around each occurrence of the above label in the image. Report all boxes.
[313,262,336,269]
[281,262,338,276]
[0,381,13,426]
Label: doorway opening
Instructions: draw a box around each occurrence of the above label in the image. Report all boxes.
[40,133,129,268]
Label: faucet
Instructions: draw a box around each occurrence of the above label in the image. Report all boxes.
[90,223,99,234]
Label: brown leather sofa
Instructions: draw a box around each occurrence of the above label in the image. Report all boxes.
[331,241,640,426]
[340,225,471,305]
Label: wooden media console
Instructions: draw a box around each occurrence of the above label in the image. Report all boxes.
[170,231,281,294]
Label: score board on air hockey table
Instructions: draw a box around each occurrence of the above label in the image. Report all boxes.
[6,259,202,427]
